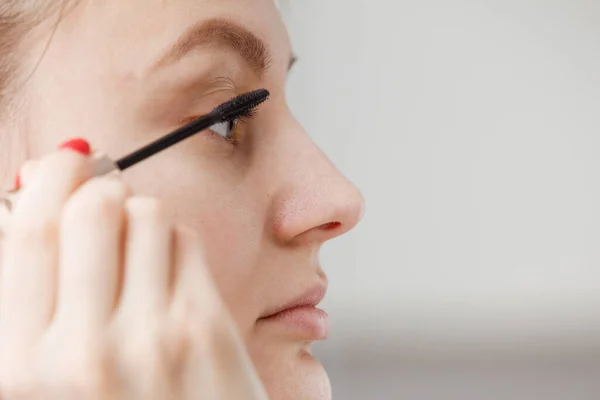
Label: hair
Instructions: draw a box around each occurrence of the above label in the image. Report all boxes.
[1,1,38,111]
[0,1,72,183]
[0,1,71,116]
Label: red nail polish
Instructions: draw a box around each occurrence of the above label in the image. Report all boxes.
[59,138,91,156]
[13,172,21,190]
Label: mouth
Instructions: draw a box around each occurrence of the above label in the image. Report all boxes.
[257,282,330,340]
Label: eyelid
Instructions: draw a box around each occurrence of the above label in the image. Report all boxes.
[177,88,238,125]
[204,76,237,93]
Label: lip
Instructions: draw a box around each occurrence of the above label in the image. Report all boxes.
[258,283,329,340]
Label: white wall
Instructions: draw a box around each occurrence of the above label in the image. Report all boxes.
[284,1,600,398]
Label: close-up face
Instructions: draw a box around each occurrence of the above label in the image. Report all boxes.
[4,0,364,399]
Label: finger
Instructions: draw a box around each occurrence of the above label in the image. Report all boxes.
[0,150,92,344]
[0,160,38,278]
[9,158,40,192]
[119,197,173,319]
[54,177,128,330]
[18,159,40,187]
[167,226,217,395]
[170,225,219,321]
[0,160,41,213]
[0,199,10,234]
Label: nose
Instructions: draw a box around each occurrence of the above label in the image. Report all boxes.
[268,114,365,245]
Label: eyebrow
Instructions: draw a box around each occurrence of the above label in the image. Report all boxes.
[154,19,275,76]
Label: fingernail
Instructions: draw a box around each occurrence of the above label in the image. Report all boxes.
[58,138,91,156]
[13,171,21,191]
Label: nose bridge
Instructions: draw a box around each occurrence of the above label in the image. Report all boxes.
[268,113,364,243]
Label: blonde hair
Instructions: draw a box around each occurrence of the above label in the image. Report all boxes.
[0,1,69,114]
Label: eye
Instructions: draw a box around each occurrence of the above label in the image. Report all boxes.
[210,120,236,139]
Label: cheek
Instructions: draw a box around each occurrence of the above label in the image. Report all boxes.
[122,151,265,324]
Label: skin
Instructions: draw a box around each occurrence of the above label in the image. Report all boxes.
[0,0,364,399]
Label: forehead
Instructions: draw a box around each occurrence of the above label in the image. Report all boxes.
[55,0,290,75]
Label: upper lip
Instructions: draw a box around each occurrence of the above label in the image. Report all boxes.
[260,282,328,319]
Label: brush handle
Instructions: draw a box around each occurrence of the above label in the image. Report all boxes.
[93,153,119,176]
[115,112,218,171]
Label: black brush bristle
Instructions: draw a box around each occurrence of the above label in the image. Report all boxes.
[213,89,270,122]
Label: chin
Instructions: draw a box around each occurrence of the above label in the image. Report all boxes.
[251,346,332,400]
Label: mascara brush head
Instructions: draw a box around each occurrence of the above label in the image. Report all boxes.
[212,89,270,122]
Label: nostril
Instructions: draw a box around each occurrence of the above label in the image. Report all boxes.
[321,222,341,231]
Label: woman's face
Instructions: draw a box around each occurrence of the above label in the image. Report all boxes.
[16,0,363,398]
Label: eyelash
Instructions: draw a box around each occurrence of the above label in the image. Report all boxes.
[181,108,257,147]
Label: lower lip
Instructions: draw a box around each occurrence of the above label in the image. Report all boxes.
[259,306,330,340]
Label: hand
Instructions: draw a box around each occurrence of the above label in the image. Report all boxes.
[0,144,268,399]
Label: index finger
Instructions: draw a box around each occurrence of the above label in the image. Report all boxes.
[0,149,93,345]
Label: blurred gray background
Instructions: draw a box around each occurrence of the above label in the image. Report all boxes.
[283,1,600,399]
